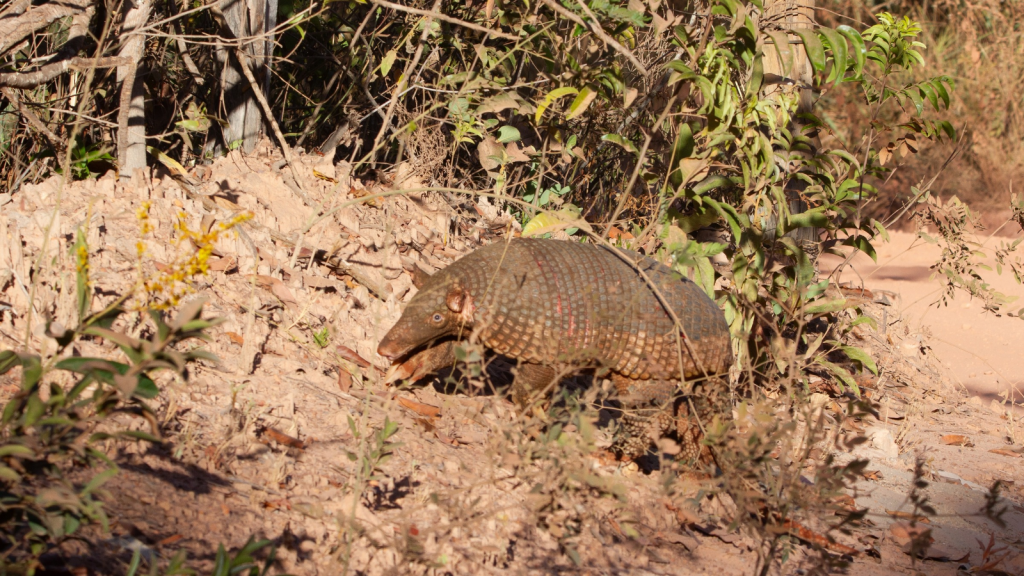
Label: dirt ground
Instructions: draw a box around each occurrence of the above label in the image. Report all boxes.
[1,140,1023,575]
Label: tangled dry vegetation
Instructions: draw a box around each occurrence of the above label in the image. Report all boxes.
[2,0,1024,573]
[0,147,1021,575]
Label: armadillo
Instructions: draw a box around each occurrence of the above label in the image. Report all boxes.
[377,237,733,461]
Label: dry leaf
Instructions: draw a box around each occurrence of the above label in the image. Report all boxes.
[263,498,291,511]
[263,427,305,450]
[157,534,185,546]
[254,275,298,308]
[607,226,634,240]
[988,448,1020,458]
[207,256,237,272]
[303,275,343,290]
[477,136,503,171]
[435,429,457,445]
[337,369,352,393]
[225,331,244,345]
[783,519,860,555]
[336,345,372,369]
[505,142,531,163]
[940,434,973,447]
[889,522,932,547]
[397,396,441,419]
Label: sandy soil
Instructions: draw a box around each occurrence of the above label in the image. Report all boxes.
[1,140,1022,575]
[822,230,1024,409]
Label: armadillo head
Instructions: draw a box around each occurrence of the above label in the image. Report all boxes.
[377,272,476,361]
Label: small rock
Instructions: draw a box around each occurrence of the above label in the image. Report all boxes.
[867,426,900,459]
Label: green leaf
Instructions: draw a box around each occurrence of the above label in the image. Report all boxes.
[81,467,118,496]
[380,49,398,76]
[918,82,939,112]
[56,357,129,378]
[937,120,955,140]
[600,134,638,155]
[843,235,877,262]
[692,175,733,195]
[828,149,860,169]
[0,350,18,375]
[24,394,45,427]
[134,375,159,399]
[851,315,878,330]
[804,298,849,315]
[81,326,141,353]
[175,118,212,132]
[20,354,42,389]
[794,29,826,73]
[903,87,924,115]
[836,25,866,76]
[0,465,20,482]
[746,53,764,99]
[714,0,738,16]
[126,549,143,576]
[667,123,695,188]
[819,27,848,85]
[534,87,579,124]
[666,60,698,85]
[816,358,860,395]
[840,344,878,375]
[676,206,720,233]
[785,208,828,231]
[565,85,598,120]
[765,31,794,77]
[932,78,950,109]
[0,444,35,458]
[496,126,521,143]
[72,227,91,322]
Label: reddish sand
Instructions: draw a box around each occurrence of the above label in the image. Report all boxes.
[821,229,1024,408]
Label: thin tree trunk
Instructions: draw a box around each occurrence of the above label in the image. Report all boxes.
[760,0,822,255]
[117,0,153,180]
[215,0,277,154]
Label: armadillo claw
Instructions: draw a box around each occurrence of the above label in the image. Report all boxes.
[383,340,457,385]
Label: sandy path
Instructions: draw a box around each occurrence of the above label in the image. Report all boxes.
[820,229,1024,408]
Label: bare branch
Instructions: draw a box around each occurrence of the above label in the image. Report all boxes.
[234,47,310,203]
[172,23,204,85]
[540,0,648,75]
[0,87,63,153]
[0,56,128,88]
[0,0,89,57]
[370,0,520,41]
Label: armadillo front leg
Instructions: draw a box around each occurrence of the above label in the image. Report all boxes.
[384,340,457,385]
[511,363,558,409]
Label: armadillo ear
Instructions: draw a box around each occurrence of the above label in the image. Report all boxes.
[445,286,465,313]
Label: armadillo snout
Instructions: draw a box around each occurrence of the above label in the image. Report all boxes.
[376,335,404,360]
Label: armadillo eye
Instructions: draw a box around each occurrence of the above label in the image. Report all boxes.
[431,313,444,323]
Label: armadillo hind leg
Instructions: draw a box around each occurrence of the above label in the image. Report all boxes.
[672,376,731,465]
[609,374,677,460]
[609,374,731,464]
[511,363,559,409]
